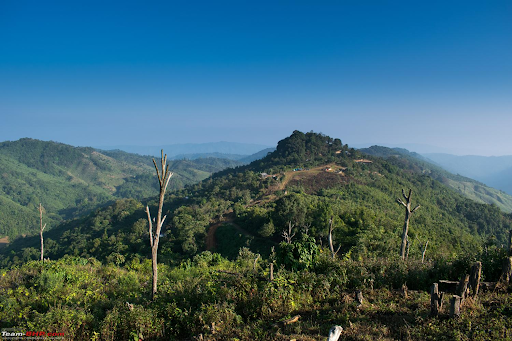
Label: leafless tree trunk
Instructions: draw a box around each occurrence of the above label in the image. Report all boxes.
[397,189,420,261]
[405,236,411,260]
[302,223,311,237]
[508,229,512,256]
[421,240,429,263]
[146,150,173,300]
[39,203,47,262]
[282,221,295,243]
[328,217,341,259]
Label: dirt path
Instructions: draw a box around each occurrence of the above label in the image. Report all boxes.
[206,221,223,250]
[248,165,334,206]
[206,164,336,250]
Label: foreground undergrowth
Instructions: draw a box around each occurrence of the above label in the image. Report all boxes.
[1,252,511,340]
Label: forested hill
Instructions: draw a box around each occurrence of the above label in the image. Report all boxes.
[0,138,241,239]
[3,131,511,268]
[360,145,512,213]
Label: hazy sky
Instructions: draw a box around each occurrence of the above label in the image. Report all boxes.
[1,1,511,155]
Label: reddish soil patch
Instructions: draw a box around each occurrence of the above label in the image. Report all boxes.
[287,171,351,194]
[0,236,9,249]
[206,222,222,250]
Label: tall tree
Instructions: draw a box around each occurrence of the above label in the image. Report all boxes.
[396,189,420,261]
[145,150,173,299]
[39,203,46,262]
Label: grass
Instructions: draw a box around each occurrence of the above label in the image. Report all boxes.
[1,255,511,340]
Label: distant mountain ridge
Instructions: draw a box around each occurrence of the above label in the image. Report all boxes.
[423,153,512,196]
[172,147,276,164]
[96,141,272,158]
[361,146,512,213]
[172,152,246,161]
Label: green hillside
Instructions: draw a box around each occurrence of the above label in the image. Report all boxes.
[0,139,241,239]
[3,131,510,267]
[2,131,512,341]
[360,145,512,213]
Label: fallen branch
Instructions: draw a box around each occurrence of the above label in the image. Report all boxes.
[273,315,301,328]
[439,280,496,293]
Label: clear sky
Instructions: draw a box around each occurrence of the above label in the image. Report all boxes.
[1,1,511,155]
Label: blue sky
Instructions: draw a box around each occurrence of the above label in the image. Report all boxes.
[1,1,511,155]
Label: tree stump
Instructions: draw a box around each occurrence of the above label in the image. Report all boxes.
[328,326,343,341]
[401,283,408,298]
[469,262,482,297]
[502,257,512,284]
[430,283,443,316]
[269,263,274,281]
[450,295,461,317]
[456,274,469,303]
[355,290,364,306]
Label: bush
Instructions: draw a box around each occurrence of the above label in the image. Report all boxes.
[101,303,163,341]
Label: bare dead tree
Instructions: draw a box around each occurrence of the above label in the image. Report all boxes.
[396,189,420,261]
[39,203,47,262]
[328,216,341,259]
[282,221,295,243]
[146,150,173,299]
[421,240,429,263]
[302,222,311,237]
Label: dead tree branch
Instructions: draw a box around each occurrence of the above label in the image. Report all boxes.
[282,221,295,243]
[146,150,173,299]
[396,189,420,261]
[39,203,47,262]
[328,217,342,259]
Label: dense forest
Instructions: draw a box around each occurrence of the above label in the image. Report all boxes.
[1,131,511,340]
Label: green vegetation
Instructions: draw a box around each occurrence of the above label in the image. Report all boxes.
[1,131,511,340]
[1,252,510,340]
[0,139,241,239]
[360,145,512,213]
[3,132,511,266]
